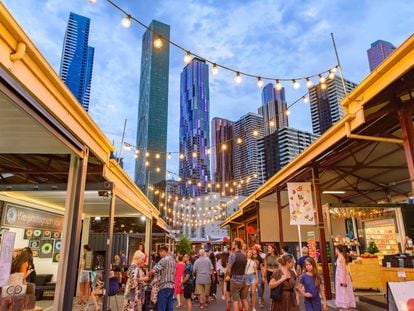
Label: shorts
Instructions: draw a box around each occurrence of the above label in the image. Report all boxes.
[245,273,257,285]
[183,284,193,299]
[195,283,210,296]
[230,280,248,301]
[226,280,230,292]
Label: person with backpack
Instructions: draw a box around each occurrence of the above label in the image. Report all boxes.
[180,254,194,311]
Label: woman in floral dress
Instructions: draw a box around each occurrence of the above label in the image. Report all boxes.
[123,250,148,311]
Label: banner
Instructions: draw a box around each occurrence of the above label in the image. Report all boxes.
[0,231,16,287]
[287,182,315,225]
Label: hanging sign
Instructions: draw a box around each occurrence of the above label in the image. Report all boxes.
[0,231,16,287]
[287,182,315,225]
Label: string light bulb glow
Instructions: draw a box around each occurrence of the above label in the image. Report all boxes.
[257,77,264,88]
[167,153,172,160]
[275,80,283,91]
[211,63,219,75]
[192,151,197,158]
[306,78,314,88]
[319,74,326,84]
[121,15,132,28]
[321,83,327,90]
[285,109,291,116]
[153,36,163,49]
[155,153,160,159]
[328,70,335,79]
[269,121,275,127]
[253,130,259,137]
[331,66,338,73]
[184,51,192,64]
[221,144,227,151]
[235,72,242,84]
[237,137,243,144]
[88,0,97,3]
[303,96,310,103]
[292,79,300,89]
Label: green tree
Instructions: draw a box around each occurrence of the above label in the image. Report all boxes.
[177,236,192,255]
[366,240,380,254]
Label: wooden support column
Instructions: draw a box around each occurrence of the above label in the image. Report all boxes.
[312,166,332,300]
[399,104,414,194]
[276,189,284,247]
[145,217,153,268]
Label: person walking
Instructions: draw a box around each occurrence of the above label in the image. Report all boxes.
[269,254,299,311]
[216,252,227,300]
[246,249,259,311]
[253,245,265,309]
[298,257,328,311]
[296,247,310,276]
[148,245,176,311]
[193,249,213,309]
[180,254,194,311]
[227,239,249,311]
[264,244,279,284]
[76,244,91,305]
[209,252,218,300]
[174,255,185,308]
[335,245,356,310]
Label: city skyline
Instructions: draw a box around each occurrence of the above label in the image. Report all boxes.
[4,0,414,182]
[367,39,396,72]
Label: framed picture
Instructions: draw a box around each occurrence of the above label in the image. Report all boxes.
[29,240,40,249]
[39,240,54,258]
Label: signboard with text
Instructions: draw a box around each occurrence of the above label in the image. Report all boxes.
[1,204,63,231]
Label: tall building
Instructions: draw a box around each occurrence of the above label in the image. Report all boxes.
[367,40,396,72]
[179,58,210,196]
[258,83,288,135]
[60,12,95,111]
[259,127,318,179]
[309,76,357,135]
[233,112,265,196]
[211,117,234,189]
[135,20,170,203]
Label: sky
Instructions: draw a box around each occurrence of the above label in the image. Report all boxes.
[3,0,414,180]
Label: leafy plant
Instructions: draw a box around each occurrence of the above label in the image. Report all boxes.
[366,240,380,254]
[177,236,192,255]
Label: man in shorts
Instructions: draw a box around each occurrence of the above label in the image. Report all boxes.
[227,239,249,311]
[193,249,213,309]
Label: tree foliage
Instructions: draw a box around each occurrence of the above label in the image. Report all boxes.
[366,240,380,254]
[177,236,192,255]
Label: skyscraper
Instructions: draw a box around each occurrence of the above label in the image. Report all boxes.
[259,127,318,179]
[309,76,357,135]
[179,58,210,196]
[233,112,265,196]
[60,12,94,111]
[367,40,396,72]
[211,117,234,189]
[258,83,288,135]
[135,20,170,202]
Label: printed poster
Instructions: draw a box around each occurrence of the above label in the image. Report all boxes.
[287,182,315,225]
[0,231,16,287]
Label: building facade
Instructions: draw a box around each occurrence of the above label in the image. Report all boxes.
[258,83,288,135]
[309,76,357,135]
[259,127,318,179]
[233,112,265,196]
[211,117,234,190]
[179,58,211,196]
[60,12,94,111]
[135,20,170,204]
[367,40,396,72]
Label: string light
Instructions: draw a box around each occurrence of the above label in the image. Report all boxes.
[303,96,309,103]
[237,137,243,144]
[179,153,185,160]
[221,144,227,151]
[184,51,192,64]
[292,79,300,89]
[235,72,242,84]
[155,153,160,159]
[121,15,132,28]
[167,153,172,160]
[275,80,283,91]
[153,35,163,49]
[252,130,259,137]
[88,0,97,3]
[328,70,335,80]
[306,78,314,88]
[212,63,219,75]
[257,77,264,88]
[285,109,291,116]
[319,74,326,84]
[321,83,327,90]
[192,151,197,158]
[269,121,275,127]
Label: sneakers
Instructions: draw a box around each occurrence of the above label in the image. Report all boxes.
[252,308,257,311]
[221,295,225,300]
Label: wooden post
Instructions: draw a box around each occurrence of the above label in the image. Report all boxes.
[399,104,414,194]
[276,189,284,248]
[312,166,332,300]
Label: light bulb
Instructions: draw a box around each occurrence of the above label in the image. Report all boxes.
[221,144,227,151]
[146,152,150,157]
[134,154,138,159]
[155,153,160,159]
[121,15,131,28]
[269,121,275,127]
[285,109,291,116]
[306,78,314,88]
[257,77,264,88]
[328,71,335,79]
[153,36,163,49]
[192,151,197,158]
[167,153,172,160]
[292,79,300,89]
[253,130,259,137]
[179,153,184,160]
[88,0,97,3]
[212,64,219,75]
[303,96,310,103]
[331,66,337,73]
[156,167,161,173]
[275,80,283,91]
[234,72,242,84]
[321,83,327,90]
[184,51,192,64]
[145,161,149,167]
[237,137,243,144]
[319,74,326,84]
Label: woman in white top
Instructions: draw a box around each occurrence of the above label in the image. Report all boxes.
[245,249,259,311]
[216,255,226,300]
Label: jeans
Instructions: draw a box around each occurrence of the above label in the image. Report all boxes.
[157,288,174,311]
[257,270,263,298]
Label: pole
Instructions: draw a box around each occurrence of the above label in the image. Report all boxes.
[146,169,151,197]
[330,33,348,98]
[117,118,127,164]
[298,225,303,257]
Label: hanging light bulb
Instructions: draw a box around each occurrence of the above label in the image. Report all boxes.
[292,79,300,89]
[134,154,138,159]
[306,78,314,88]
[211,63,219,75]
[319,74,326,84]
[321,83,327,90]
[192,151,197,158]
[253,130,259,137]
[303,96,310,103]
[237,137,243,144]
[155,153,160,159]
[275,80,283,91]
[167,153,172,160]
[221,144,227,151]
[153,35,163,49]
[269,121,275,127]
[121,15,132,28]
[285,109,291,116]
[156,167,161,173]
[331,66,338,73]
[179,153,185,160]
[234,72,242,84]
[145,152,150,157]
[257,77,264,88]
[197,182,202,187]
[145,161,150,167]
[184,51,192,64]
[88,0,97,3]
[328,70,335,80]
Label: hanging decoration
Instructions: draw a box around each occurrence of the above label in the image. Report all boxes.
[287,182,315,225]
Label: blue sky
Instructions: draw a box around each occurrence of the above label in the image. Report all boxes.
[3,0,414,179]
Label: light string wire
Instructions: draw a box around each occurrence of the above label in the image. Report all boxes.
[100,0,338,84]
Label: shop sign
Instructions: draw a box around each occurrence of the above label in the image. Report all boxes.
[287,182,315,225]
[1,203,63,231]
[0,231,16,287]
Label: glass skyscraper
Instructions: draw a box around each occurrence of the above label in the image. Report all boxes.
[258,83,288,135]
[179,58,210,196]
[135,20,170,202]
[60,12,94,111]
[367,40,396,72]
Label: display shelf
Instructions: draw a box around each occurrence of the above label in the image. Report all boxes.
[365,225,399,255]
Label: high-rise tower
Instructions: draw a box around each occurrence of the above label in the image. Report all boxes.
[60,12,94,111]
[135,20,170,203]
[367,40,396,72]
[309,76,357,135]
[258,83,288,135]
[179,58,210,196]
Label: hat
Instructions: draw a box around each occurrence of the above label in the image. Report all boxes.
[254,244,262,252]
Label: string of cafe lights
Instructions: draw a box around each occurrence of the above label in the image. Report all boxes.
[87,0,339,89]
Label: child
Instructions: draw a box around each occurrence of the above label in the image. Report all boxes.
[298,257,327,311]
